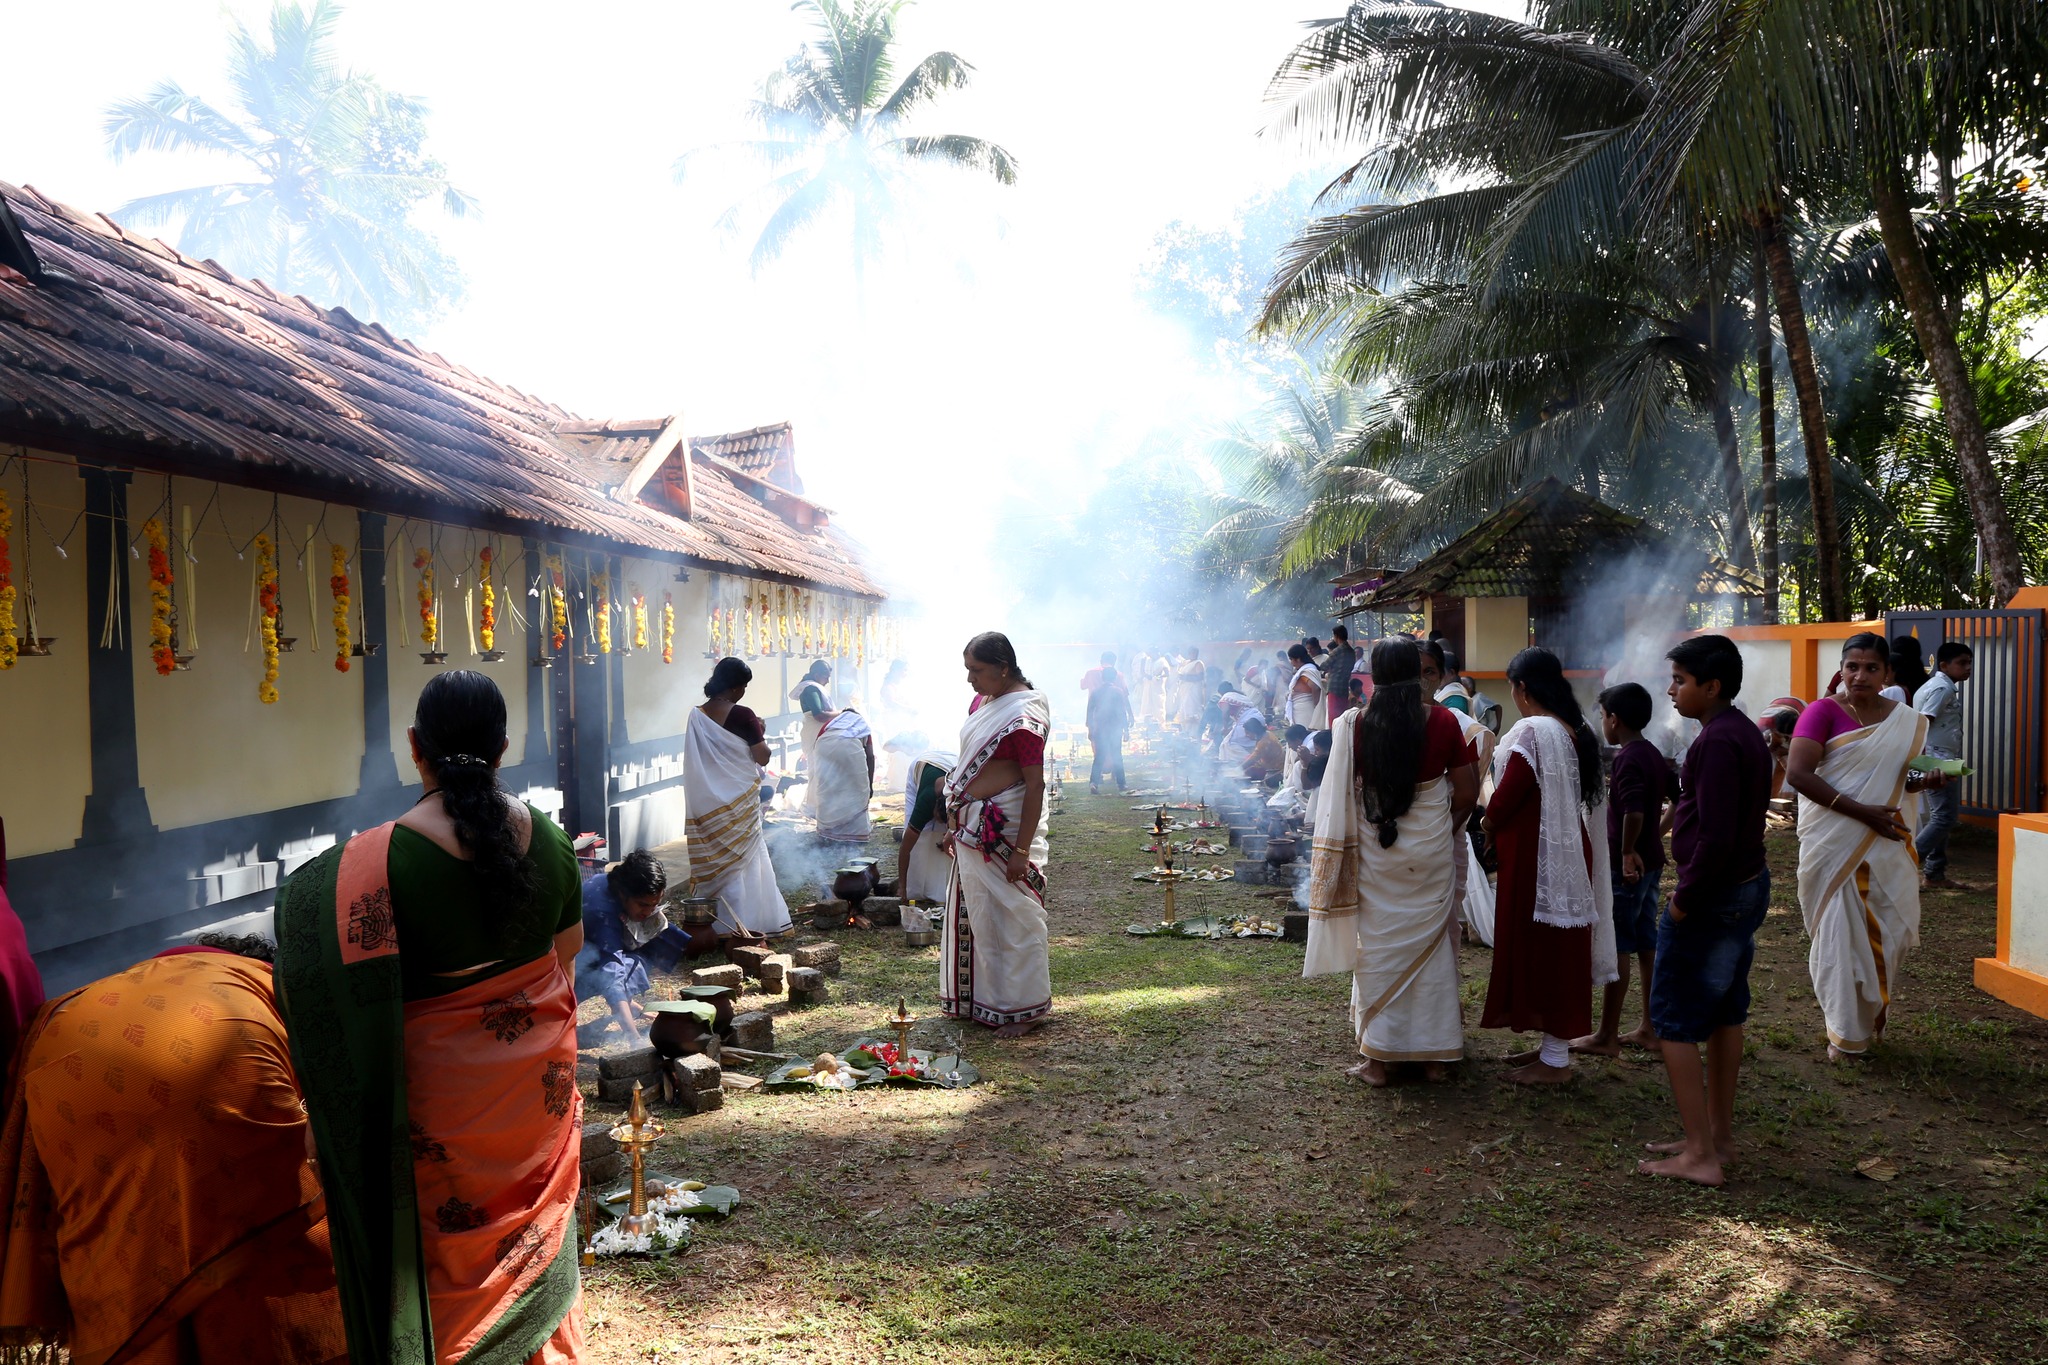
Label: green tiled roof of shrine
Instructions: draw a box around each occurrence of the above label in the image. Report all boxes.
[1339,478,1764,612]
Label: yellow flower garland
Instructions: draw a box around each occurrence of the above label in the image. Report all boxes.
[144,518,174,675]
[595,573,612,654]
[330,545,351,672]
[547,554,568,650]
[1,488,20,671]
[413,548,437,649]
[661,595,675,664]
[478,545,496,652]
[631,587,647,651]
[256,533,280,703]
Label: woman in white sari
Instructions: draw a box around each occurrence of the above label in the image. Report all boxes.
[812,708,876,844]
[1286,644,1325,732]
[1174,649,1208,727]
[1305,640,1479,1085]
[1785,633,1952,1060]
[791,659,834,818]
[684,657,791,937]
[942,633,1054,1038]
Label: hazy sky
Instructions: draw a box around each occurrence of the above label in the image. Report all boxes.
[3,0,1525,609]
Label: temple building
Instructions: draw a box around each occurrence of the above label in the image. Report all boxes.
[0,181,889,989]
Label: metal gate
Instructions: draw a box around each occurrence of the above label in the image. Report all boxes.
[1885,608,2046,817]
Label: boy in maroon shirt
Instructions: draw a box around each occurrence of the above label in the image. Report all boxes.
[1572,682,1671,1057]
[1641,634,1773,1187]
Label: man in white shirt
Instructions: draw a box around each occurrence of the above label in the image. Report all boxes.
[1912,641,1974,889]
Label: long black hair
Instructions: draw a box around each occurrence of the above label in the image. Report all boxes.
[966,631,1033,688]
[1888,635,1929,698]
[1356,639,1426,847]
[414,670,537,913]
[704,655,753,698]
[1505,647,1603,807]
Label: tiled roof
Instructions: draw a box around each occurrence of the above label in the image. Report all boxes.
[689,422,800,491]
[0,182,879,597]
[553,417,878,596]
[1343,478,1763,611]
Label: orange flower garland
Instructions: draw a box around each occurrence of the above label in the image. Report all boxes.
[413,548,437,649]
[256,533,280,703]
[546,554,568,650]
[478,545,496,652]
[631,588,648,652]
[330,544,351,672]
[144,518,174,675]
[661,595,675,664]
[0,487,19,671]
[594,573,613,654]
[709,606,722,654]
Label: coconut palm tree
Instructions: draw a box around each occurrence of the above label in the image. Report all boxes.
[681,0,1016,280]
[102,0,474,332]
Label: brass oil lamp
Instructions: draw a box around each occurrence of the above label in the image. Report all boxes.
[608,1081,666,1238]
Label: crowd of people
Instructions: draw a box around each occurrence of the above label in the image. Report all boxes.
[0,613,1986,1359]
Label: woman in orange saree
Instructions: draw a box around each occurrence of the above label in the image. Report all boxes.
[278,671,586,1365]
[0,939,346,1365]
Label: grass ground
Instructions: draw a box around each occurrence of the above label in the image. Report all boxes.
[577,763,2048,1365]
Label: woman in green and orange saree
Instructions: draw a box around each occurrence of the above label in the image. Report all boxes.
[277,671,587,1365]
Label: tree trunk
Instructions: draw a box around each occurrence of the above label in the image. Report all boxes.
[1757,212,1846,620]
[1871,159,2025,605]
[1751,233,1779,623]
[1708,376,1756,571]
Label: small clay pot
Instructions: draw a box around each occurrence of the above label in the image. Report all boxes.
[1265,835,1299,866]
[832,866,874,905]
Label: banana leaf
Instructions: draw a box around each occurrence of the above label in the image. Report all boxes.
[764,1044,979,1090]
[596,1176,741,1222]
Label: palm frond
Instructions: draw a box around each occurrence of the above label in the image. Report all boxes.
[886,134,1018,184]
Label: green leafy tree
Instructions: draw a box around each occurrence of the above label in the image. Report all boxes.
[102,0,474,333]
[682,0,1017,280]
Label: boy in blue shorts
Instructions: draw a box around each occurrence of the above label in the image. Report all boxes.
[1571,682,1671,1057]
[1641,635,1772,1187]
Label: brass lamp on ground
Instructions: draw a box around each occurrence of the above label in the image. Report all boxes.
[608,1081,666,1237]
[887,997,916,1059]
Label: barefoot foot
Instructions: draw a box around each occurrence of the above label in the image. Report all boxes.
[1644,1137,1736,1164]
[1827,1044,1869,1064]
[1345,1060,1392,1087]
[1620,1026,1660,1050]
[1568,1033,1622,1058]
[1504,1048,1541,1067]
[1637,1151,1726,1186]
[1420,1061,1451,1084]
[1503,1060,1574,1086]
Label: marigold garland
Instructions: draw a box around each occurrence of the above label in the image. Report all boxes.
[256,533,280,703]
[478,545,496,652]
[661,595,675,664]
[1,488,19,671]
[330,545,351,673]
[594,573,612,654]
[144,518,175,675]
[709,607,722,654]
[631,588,648,651]
[412,548,438,649]
[547,555,568,650]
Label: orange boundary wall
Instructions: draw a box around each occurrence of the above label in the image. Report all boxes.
[1976,812,2048,1021]
[1718,620,1884,700]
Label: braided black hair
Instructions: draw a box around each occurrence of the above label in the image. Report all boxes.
[414,670,537,919]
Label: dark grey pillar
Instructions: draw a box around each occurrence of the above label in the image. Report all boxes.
[356,510,401,792]
[77,468,157,847]
[520,537,551,768]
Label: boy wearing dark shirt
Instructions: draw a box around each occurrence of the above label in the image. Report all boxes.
[1572,682,1670,1057]
[1641,635,1773,1188]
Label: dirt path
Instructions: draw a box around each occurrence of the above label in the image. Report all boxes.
[577,762,2048,1364]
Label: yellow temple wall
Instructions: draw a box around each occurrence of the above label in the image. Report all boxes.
[0,454,90,857]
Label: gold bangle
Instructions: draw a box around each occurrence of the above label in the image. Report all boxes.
[1827,792,1841,811]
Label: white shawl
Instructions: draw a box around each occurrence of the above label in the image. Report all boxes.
[1492,715,1599,930]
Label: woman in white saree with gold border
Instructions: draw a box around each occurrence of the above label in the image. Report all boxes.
[1786,633,1953,1061]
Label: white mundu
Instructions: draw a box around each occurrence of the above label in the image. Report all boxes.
[682,707,790,936]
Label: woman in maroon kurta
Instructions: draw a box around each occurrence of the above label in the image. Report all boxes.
[1480,649,1601,1084]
